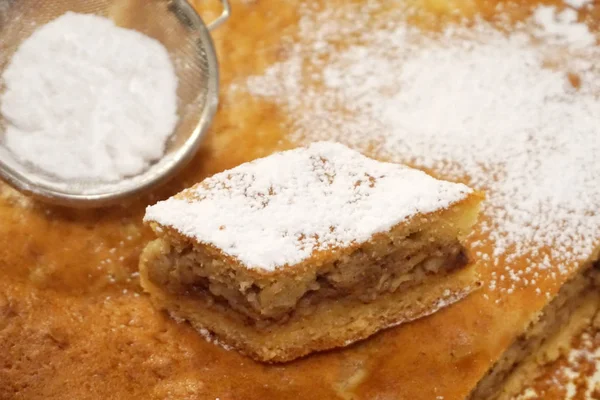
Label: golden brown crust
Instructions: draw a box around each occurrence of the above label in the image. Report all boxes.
[147,190,484,280]
[497,293,600,400]
[468,264,600,400]
[140,256,479,362]
[143,236,468,323]
[140,176,481,361]
[0,0,599,399]
[143,191,481,318]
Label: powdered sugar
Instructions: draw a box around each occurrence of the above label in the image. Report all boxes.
[145,142,473,270]
[515,388,539,399]
[241,3,600,289]
[518,330,600,399]
[563,0,593,10]
[532,6,595,47]
[0,12,179,182]
[197,328,232,352]
[557,334,600,400]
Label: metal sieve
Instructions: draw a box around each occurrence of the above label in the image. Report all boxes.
[0,0,229,207]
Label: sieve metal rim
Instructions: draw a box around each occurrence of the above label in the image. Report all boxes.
[0,0,230,208]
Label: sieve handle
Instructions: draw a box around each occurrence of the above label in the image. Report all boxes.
[207,0,231,31]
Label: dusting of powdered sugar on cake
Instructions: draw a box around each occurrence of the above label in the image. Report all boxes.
[532,6,595,47]
[145,142,473,270]
[197,328,233,352]
[563,0,593,10]
[168,312,233,351]
[238,2,600,293]
[516,330,600,399]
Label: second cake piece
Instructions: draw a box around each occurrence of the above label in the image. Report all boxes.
[140,142,483,362]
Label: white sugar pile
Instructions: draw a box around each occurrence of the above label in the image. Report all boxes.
[146,142,473,269]
[240,2,600,291]
[0,12,179,182]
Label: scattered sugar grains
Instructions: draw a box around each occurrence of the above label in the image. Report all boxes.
[146,142,473,270]
[517,331,600,399]
[240,2,600,290]
[0,12,178,181]
[563,0,593,10]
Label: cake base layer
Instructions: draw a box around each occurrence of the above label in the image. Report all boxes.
[140,261,478,363]
[468,264,600,400]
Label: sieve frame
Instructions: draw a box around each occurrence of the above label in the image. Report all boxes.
[0,0,230,208]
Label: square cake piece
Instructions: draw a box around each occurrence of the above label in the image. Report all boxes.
[140,142,483,362]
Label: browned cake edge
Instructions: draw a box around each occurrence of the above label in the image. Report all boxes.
[142,193,482,326]
[468,262,600,400]
[142,234,469,325]
[502,292,600,400]
[140,260,479,363]
[146,191,484,280]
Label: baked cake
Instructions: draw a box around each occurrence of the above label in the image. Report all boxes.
[5,0,600,398]
[140,142,483,362]
[514,285,600,399]
[469,262,600,400]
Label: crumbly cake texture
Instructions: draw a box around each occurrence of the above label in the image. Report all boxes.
[144,141,475,270]
[469,263,600,400]
[141,142,483,362]
[140,261,477,362]
[516,303,600,400]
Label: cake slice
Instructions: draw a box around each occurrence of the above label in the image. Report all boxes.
[139,142,483,362]
[469,261,600,400]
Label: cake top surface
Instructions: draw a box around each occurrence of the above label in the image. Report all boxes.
[145,142,473,270]
[242,0,600,295]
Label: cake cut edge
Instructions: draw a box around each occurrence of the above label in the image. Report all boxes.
[140,190,483,362]
[140,257,479,363]
[468,261,600,400]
